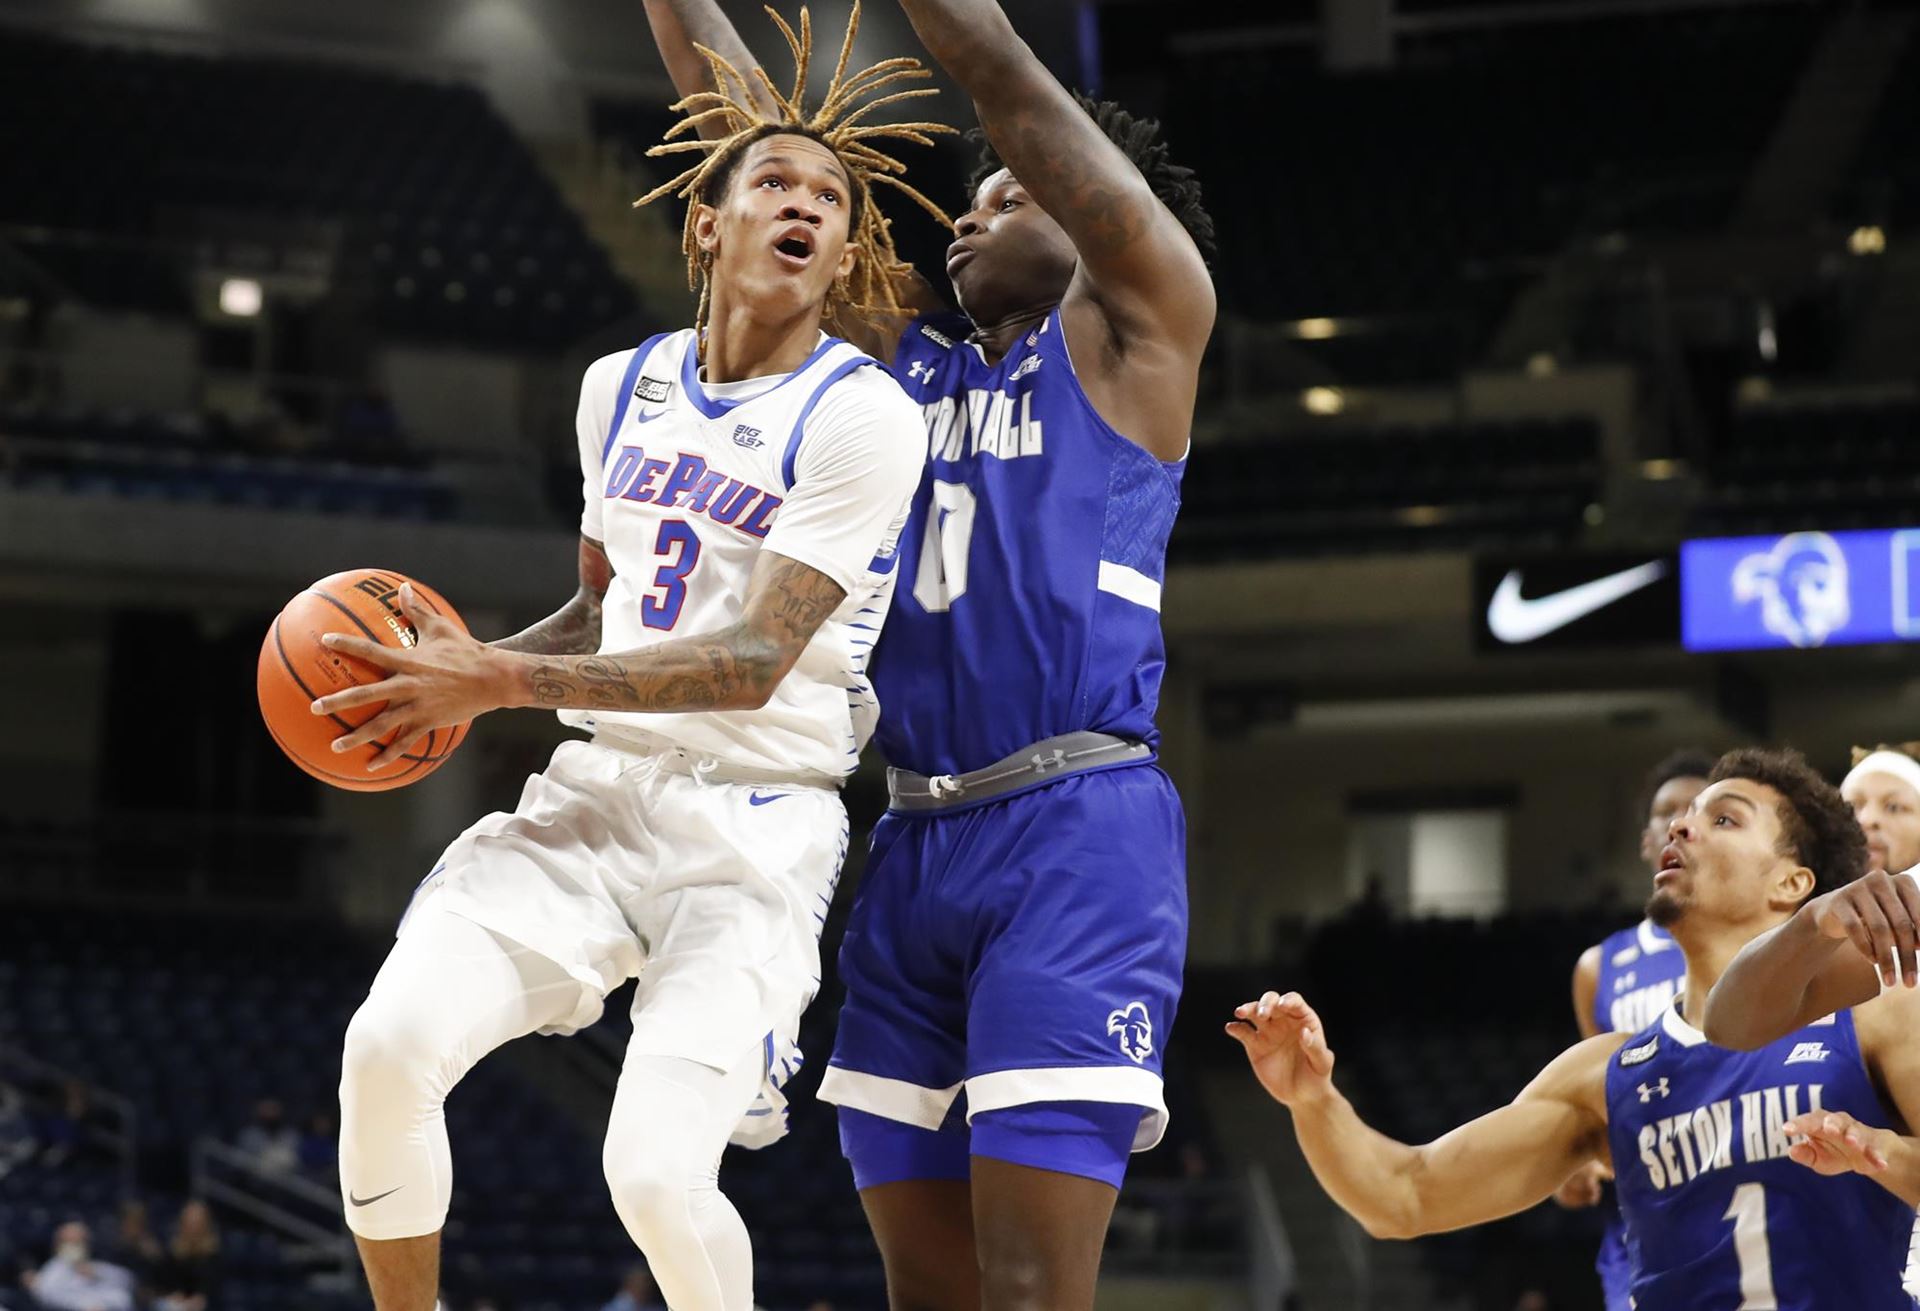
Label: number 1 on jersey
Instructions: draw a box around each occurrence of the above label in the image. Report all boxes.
[1723,1182,1777,1309]
[642,520,701,629]
[911,480,977,613]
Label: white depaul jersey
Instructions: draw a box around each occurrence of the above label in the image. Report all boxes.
[565,329,925,778]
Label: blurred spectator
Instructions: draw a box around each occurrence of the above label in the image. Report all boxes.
[35,1082,98,1168]
[600,1266,663,1311]
[25,1222,136,1311]
[236,1099,298,1173]
[98,1200,163,1284]
[1513,1292,1551,1311]
[151,1200,221,1311]
[296,1111,337,1176]
[0,1081,33,1179]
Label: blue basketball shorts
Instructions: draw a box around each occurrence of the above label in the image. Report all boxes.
[818,763,1187,1187]
[1596,1211,1634,1311]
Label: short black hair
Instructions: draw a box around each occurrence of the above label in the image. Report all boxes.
[699,123,865,229]
[1641,748,1717,815]
[967,94,1217,264]
[1709,747,1868,902]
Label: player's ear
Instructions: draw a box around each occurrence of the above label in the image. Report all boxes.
[1777,863,1817,911]
[835,240,859,283]
[693,205,721,266]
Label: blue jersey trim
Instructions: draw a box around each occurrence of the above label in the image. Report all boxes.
[682,334,842,420]
[781,357,875,489]
[603,334,668,464]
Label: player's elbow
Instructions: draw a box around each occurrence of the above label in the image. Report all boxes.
[1699,994,1766,1051]
[1357,1209,1421,1242]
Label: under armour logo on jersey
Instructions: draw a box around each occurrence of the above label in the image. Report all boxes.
[906,360,936,384]
[1107,1002,1154,1065]
[1637,1078,1670,1103]
[1784,1041,1830,1065]
[1030,748,1067,774]
[634,375,673,404]
[732,424,764,449]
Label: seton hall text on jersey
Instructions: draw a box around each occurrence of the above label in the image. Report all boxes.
[602,445,780,537]
[921,385,1044,464]
[1634,1082,1828,1191]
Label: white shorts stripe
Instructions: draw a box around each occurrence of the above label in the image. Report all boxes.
[1097,560,1163,613]
[816,1066,962,1131]
[965,1066,1168,1152]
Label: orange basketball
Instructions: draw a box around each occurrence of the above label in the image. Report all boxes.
[256,568,472,792]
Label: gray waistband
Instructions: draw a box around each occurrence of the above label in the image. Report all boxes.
[886,732,1151,812]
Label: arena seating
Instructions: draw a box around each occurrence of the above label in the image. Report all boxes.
[1173,416,1600,561]
[0,30,638,349]
[1691,397,1920,535]
[0,404,455,520]
[1170,5,1824,329]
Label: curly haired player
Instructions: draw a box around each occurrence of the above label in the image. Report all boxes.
[308,9,949,1308]
[642,0,1216,1303]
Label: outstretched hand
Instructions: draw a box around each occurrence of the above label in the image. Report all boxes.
[1226,991,1337,1109]
[309,583,513,769]
[1806,869,1920,989]
[1783,1110,1890,1178]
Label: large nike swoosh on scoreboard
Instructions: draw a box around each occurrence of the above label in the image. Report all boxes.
[1486,560,1669,644]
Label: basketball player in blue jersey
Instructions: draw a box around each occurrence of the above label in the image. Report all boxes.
[641,0,1214,1302]
[1560,749,1712,1309]
[1233,748,1920,1310]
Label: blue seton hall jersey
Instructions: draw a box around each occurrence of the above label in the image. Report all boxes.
[871,311,1184,776]
[1596,920,1686,1036]
[1592,919,1691,1310]
[1606,1001,1914,1310]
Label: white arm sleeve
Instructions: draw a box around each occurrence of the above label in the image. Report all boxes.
[575,351,627,542]
[761,368,927,593]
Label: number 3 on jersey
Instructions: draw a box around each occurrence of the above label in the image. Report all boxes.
[912,481,977,613]
[642,520,701,629]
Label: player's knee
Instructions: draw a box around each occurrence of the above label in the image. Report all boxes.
[339,997,451,1108]
[602,1136,690,1239]
[976,1250,1051,1311]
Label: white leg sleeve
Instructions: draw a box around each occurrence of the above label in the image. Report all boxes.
[338,899,586,1240]
[602,1049,764,1311]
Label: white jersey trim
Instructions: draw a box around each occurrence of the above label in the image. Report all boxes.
[1097,560,1163,613]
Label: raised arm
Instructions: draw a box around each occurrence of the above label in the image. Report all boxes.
[1703,870,1920,1050]
[1228,992,1618,1240]
[641,0,781,139]
[895,0,1214,343]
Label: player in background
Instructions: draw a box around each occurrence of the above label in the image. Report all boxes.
[640,0,1215,1304]
[305,13,945,1308]
[1234,748,1920,1310]
[1706,743,1920,1302]
[1558,749,1713,1310]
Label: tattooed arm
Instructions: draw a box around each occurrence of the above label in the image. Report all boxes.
[310,553,847,767]
[513,550,845,713]
[491,536,613,657]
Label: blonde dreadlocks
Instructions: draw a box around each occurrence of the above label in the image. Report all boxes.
[634,0,954,334]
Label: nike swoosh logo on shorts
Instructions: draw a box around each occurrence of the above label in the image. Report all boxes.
[748,792,788,806]
[1485,561,1668,644]
[348,1186,404,1207]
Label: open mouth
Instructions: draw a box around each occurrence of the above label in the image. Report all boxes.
[1655,844,1685,879]
[773,226,816,268]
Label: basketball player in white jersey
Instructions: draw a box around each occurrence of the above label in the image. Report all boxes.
[304,15,949,1308]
